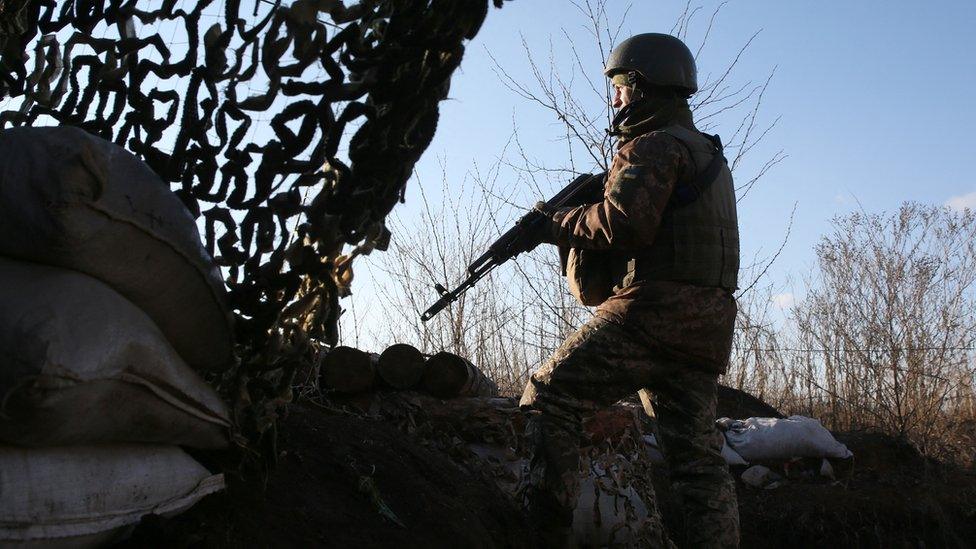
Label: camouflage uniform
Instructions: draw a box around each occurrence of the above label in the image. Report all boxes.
[521,124,740,547]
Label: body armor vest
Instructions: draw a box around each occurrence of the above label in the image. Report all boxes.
[612,125,740,291]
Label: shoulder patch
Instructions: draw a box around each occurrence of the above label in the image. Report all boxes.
[607,164,647,207]
[618,165,644,181]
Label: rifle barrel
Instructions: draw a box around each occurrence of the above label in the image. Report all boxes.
[421,171,604,321]
[422,260,498,322]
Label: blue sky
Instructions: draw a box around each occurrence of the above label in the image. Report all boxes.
[389,0,976,314]
[17,1,971,340]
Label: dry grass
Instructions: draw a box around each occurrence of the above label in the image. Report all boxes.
[728,204,976,465]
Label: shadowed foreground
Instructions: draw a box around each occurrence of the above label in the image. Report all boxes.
[123,392,976,548]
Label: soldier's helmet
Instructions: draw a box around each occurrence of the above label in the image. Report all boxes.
[604,33,698,96]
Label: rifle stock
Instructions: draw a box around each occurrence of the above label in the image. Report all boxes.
[421,172,605,322]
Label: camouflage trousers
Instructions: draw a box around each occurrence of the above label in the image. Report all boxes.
[520,316,739,548]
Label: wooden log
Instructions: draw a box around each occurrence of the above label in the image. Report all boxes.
[319,346,377,394]
[377,343,426,390]
[421,351,498,398]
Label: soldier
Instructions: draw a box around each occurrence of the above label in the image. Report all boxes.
[518,33,741,547]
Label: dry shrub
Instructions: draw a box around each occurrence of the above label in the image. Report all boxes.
[729,203,976,464]
[363,168,586,396]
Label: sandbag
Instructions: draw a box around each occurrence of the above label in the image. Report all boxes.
[722,415,853,461]
[721,438,749,466]
[0,257,230,448]
[0,126,233,371]
[0,444,224,548]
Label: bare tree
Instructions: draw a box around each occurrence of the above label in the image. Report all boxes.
[361,162,563,395]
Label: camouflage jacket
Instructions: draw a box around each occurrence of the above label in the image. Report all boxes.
[543,130,736,373]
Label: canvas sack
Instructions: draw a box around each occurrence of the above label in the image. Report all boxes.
[722,415,853,461]
[0,444,224,548]
[0,257,230,448]
[0,126,233,371]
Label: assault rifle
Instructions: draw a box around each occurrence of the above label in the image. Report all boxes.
[421,171,605,322]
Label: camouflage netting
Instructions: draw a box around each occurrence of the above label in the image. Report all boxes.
[0,0,505,462]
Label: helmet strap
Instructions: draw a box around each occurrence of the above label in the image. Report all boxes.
[608,71,647,137]
[625,71,641,91]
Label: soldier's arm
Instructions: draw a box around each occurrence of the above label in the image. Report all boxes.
[542,132,690,251]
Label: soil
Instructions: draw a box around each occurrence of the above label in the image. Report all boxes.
[122,388,976,548]
[122,401,534,548]
[732,430,976,548]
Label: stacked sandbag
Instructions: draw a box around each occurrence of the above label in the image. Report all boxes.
[0,126,234,371]
[0,257,230,448]
[0,127,233,547]
[0,444,225,548]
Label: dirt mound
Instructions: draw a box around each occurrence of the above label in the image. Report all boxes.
[122,402,533,548]
[122,389,976,548]
[717,385,784,419]
[735,430,976,548]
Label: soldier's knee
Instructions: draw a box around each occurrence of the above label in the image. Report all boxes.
[521,376,588,419]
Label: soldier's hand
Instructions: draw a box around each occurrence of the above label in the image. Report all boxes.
[509,202,552,255]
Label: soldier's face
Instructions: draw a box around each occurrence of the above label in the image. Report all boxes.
[612,84,634,109]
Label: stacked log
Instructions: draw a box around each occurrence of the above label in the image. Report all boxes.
[377,344,426,390]
[318,345,498,400]
[422,352,498,398]
[319,346,378,394]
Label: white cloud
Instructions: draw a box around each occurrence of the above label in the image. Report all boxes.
[946,190,976,213]
[771,292,795,310]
